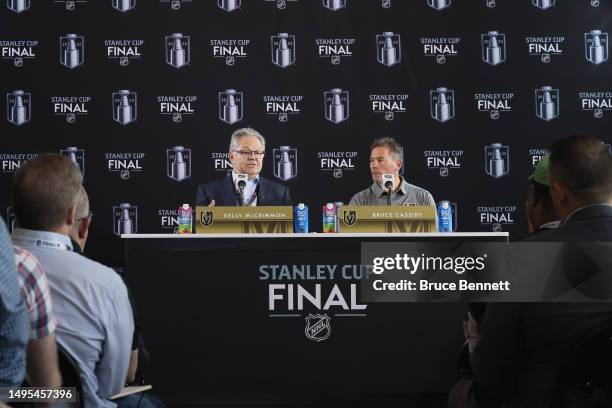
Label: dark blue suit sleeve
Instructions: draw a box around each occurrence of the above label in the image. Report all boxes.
[196,185,210,206]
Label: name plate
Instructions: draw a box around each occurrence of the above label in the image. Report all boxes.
[338,205,437,233]
[196,206,293,234]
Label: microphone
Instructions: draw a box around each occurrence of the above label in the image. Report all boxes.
[234,173,248,206]
[382,174,394,206]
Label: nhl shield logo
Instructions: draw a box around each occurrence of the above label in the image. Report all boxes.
[322,0,346,11]
[273,146,297,181]
[7,90,31,126]
[112,90,137,125]
[167,146,191,182]
[200,211,214,227]
[535,86,559,121]
[585,30,608,65]
[481,31,506,66]
[166,33,190,68]
[60,34,85,69]
[271,33,296,68]
[592,0,600,6]
[112,0,136,12]
[113,203,137,236]
[430,87,455,123]
[324,89,349,124]
[486,0,495,7]
[60,147,85,176]
[343,210,357,226]
[219,89,244,125]
[381,0,391,7]
[7,0,30,13]
[484,143,509,178]
[376,32,401,67]
[218,0,241,12]
[305,314,331,342]
[532,0,555,9]
[427,0,451,10]
[276,0,286,9]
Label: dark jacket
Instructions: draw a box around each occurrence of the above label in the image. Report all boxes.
[471,205,612,408]
[195,174,292,207]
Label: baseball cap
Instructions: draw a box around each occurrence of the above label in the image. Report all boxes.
[529,154,550,187]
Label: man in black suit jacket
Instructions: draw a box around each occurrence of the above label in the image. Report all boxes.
[195,128,292,206]
[463,135,612,408]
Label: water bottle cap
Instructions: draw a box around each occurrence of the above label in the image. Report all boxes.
[298,203,305,209]
[182,204,190,209]
[326,203,334,209]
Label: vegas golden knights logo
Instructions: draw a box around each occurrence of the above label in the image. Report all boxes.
[343,210,357,226]
[200,211,214,227]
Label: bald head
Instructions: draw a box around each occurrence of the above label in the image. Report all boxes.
[549,135,612,203]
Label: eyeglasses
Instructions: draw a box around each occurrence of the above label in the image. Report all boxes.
[77,211,93,222]
[234,150,265,157]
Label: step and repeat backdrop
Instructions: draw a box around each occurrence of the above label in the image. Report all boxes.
[1,0,611,268]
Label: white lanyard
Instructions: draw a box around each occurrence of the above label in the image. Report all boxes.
[12,236,71,251]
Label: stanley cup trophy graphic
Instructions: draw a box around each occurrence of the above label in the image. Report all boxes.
[532,0,555,9]
[218,0,241,12]
[112,0,136,12]
[585,30,608,65]
[485,143,509,178]
[430,87,454,123]
[60,34,84,69]
[113,90,137,125]
[7,90,31,126]
[322,0,346,11]
[219,89,243,125]
[62,146,85,175]
[7,0,30,12]
[114,203,136,236]
[166,33,190,68]
[377,32,401,67]
[272,33,296,68]
[324,88,349,124]
[482,31,506,66]
[535,86,559,121]
[167,146,191,182]
[427,0,451,10]
[273,146,297,181]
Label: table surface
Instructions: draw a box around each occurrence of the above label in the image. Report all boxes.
[122,232,509,239]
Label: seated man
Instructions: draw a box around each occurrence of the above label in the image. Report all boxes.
[196,127,292,206]
[349,137,436,206]
[463,135,612,408]
[13,246,62,395]
[0,218,28,389]
[10,154,161,407]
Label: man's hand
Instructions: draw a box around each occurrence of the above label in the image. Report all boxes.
[208,200,215,207]
[463,314,480,354]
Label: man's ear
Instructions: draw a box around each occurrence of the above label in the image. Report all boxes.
[78,217,90,240]
[67,205,77,226]
[395,159,403,172]
[550,180,566,207]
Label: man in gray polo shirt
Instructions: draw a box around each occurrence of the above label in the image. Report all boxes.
[349,137,436,207]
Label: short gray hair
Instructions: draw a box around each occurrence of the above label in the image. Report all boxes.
[229,128,266,152]
[371,137,403,162]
